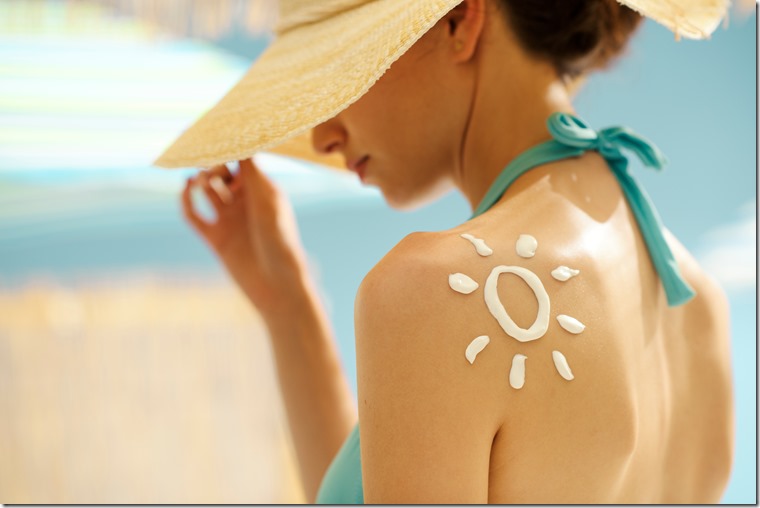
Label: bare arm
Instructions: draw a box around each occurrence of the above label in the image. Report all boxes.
[355,238,495,503]
[262,280,358,503]
[182,158,357,503]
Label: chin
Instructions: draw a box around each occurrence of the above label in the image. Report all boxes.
[384,197,426,212]
[381,182,453,212]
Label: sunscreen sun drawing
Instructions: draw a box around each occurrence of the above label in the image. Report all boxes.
[452,233,585,389]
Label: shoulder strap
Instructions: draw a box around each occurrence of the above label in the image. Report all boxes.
[470,112,695,307]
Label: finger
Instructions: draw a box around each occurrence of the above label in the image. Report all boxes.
[225,163,245,196]
[227,177,243,194]
[181,176,211,235]
[198,170,228,212]
[239,157,266,180]
[208,174,235,205]
[239,157,277,195]
[239,157,279,222]
[206,163,234,183]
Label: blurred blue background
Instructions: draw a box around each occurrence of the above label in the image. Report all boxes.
[0,1,755,503]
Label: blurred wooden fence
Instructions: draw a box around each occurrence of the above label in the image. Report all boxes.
[0,273,305,503]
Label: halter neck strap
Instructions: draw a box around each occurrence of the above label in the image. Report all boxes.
[470,112,695,307]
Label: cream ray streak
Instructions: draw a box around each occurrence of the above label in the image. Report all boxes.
[509,354,527,389]
[557,314,585,334]
[460,233,493,256]
[552,350,574,380]
[465,335,490,364]
[448,273,479,294]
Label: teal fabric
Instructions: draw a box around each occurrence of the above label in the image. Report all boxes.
[314,112,695,505]
[316,423,363,504]
[471,112,695,306]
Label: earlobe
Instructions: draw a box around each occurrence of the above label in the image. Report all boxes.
[446,0,486,61]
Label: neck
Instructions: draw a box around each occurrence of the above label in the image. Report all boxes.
[453,45,576,212]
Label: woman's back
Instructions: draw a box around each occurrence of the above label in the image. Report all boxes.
[168,0,735,501]
[385,149,733,503]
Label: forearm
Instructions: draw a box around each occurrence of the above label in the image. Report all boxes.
[260,277,358,504]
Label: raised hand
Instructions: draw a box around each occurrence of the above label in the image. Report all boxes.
[181,158,311,317]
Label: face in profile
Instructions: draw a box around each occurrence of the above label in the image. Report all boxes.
[311,12,474,211]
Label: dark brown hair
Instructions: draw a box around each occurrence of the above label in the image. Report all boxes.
[493,0,644,80]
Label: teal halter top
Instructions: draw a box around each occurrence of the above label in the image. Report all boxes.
[315,112,695,504]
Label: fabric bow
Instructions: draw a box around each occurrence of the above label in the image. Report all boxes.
[470,111,695,306]
[547,112,695,306]
[548,112,669,170]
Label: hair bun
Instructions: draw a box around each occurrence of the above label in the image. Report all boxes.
[590,0,645,72]
[495,0,644,79]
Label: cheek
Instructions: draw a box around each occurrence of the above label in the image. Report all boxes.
[399,83,460,162]
[359,73,446,146]
[346,63,459,198]
[371,99,455,198]
[378,92,456,166]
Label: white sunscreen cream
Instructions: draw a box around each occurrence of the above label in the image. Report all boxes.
[460,233,493,256]
[552,350,574,380]
[509,354,527,389]
[465,335,490,364]
[557,314,585,334]
[551,266,580,282]
[484,265,550,342]
[515,234,538,258]
[448,273,479,294]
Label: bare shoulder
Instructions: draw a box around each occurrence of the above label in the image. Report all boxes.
[355,155,735,501]
[355,229,504,394]
[662,228,731,349]
[354,204,606,410]
[354,217,601,501]
[354,230,502,502]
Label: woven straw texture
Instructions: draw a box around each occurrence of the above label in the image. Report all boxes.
[617,0,729,39]
[154,0,462,169]
[153,0,729,171]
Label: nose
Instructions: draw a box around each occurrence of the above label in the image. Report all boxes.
[311,116,346,155]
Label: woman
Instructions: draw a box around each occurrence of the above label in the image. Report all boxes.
[168,0,734,503]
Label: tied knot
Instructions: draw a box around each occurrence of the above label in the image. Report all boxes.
[473,111,695,307]
[547,112,669,172]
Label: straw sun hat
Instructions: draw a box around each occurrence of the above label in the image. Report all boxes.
[153,0,729,171]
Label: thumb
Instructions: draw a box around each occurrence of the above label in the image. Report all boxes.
[239,157,280,217]
[239,157,265,180]
[240,157,277,194]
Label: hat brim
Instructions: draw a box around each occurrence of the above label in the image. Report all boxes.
[153,0,463,169]
[616,0,728,39]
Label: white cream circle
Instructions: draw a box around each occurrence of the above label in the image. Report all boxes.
[484,265,550,342]
[516,234,538,258]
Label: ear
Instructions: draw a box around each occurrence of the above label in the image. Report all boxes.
[444,0,487,63]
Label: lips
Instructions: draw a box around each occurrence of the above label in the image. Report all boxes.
[347,155,369,178]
